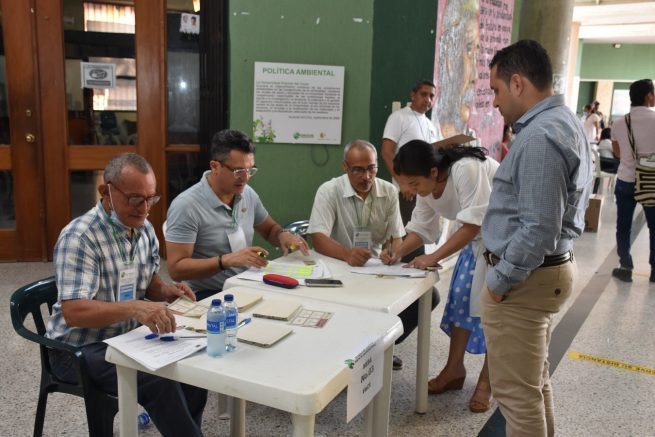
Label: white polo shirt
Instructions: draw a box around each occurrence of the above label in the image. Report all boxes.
[307,175,405,257]
[612,106,655,183]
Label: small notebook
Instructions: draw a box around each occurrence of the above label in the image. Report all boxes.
[198,290,263,312]
[237,322,293,348]
[252,300,302,321]
[230,290,264,311]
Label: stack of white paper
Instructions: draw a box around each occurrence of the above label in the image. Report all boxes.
[104,325,206,371]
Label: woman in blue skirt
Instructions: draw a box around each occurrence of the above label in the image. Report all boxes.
[382,140,498,412]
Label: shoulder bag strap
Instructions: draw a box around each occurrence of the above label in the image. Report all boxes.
[624,113,637,159]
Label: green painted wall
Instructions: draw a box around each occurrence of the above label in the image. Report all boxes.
[228,0,375,253]
[579,43,655,81]
[369,0,438,180]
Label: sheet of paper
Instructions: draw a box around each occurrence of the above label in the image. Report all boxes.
[168,296,210,318]
[289,309,333,328]
[350,258,428,278]
[235,259,331,284]
[434,133,476,148]
[104,325,206,371]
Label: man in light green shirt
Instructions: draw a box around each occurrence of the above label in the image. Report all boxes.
[308,139,438,370]
[308,140,404,266]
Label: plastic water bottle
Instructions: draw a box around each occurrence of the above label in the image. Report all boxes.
[137,411,150,431]
[207,299,226,357]
[224,294,238,352]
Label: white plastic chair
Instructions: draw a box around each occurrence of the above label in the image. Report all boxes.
[592,148,616,194]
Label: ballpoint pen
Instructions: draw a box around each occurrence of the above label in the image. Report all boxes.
[238,317,252,328]
[144,333,206,341]
[386,237,393,264]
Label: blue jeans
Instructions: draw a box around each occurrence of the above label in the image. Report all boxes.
[615,179,655,269]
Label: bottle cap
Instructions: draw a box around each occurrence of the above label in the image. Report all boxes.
[224,294,234,302]
[211,298,222,306]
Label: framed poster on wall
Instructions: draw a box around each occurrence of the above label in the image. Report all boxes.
[252,62,344,144]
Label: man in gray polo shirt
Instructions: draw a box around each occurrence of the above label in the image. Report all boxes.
[166,129,309,297]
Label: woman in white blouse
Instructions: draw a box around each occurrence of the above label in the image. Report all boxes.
[381,140,499,413]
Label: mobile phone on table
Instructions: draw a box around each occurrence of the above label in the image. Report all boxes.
[305,279,344,287]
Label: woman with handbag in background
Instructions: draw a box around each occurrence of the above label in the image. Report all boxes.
[610,79,655,283]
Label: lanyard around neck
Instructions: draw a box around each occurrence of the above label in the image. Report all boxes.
[228,200,240,229]
[105,211,140,264]
[351,195,374,228]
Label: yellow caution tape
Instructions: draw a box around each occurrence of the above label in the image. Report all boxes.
[568,351,655,376]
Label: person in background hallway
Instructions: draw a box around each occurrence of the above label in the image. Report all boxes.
[583,104,601,143]
[308,140,438,370]
[579,104,590,122]
[165,129,309,300]
[382,80,443,261]
[609,79,655,283]
[597,127,619,173]
[593,100,606,129]
[382,140,498,413]
[482,40,593,436]
[45,153,207,436]
[499,124,513,161]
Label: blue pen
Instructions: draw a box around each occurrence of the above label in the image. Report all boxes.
[144,333,205,341]
[238,317,252,328]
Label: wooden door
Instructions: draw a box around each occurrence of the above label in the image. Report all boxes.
[0,0,225,261]
[36,0,167,258]
[0,0,47,260]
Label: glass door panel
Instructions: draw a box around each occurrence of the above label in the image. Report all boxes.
[64,1,137,146]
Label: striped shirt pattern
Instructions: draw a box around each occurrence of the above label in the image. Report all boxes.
[45,202,160,346]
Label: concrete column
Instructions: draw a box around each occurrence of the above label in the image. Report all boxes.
[566,22,581,110]
[518,0,575,95]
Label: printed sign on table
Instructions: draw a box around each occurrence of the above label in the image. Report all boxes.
[346,339,383,422]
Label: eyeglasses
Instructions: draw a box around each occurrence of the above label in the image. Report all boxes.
[109,183,161,207]
[345,163,378,176]
[221,162,258,178]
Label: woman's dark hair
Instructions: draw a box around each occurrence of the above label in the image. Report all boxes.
[600,127,611,141]
[393,140,487,178]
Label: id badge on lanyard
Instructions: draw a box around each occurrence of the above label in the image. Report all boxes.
[228,226,248,251]
[118,264,137,301]
[353,228,372,250]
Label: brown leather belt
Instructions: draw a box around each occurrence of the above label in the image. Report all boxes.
[483,250,573,268]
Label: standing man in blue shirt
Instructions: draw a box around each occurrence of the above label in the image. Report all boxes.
[481,40,593,436]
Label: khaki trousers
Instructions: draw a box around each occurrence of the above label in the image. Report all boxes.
[481,260,575,437]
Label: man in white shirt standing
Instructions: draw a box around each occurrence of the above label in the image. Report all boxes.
[308,140,438,369]
[382,80,443,259]
[583,104,601,143]
[610,79,655,283]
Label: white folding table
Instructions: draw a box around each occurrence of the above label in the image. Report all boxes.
[224,250,439,414]
[105,287,403,437]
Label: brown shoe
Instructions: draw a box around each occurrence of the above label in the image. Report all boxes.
[468,381,492,413]
[427,375,465,395]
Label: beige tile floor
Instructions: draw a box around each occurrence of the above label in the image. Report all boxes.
[2,189,653,436]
